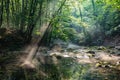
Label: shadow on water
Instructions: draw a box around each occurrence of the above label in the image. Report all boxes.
[1,46,120,80]
[5,56,120,80]
[10,57,76,80]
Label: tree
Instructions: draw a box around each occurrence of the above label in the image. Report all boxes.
[0,0,3,27]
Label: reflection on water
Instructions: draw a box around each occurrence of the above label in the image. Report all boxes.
[1,46,120,80]
[7,57,120,80]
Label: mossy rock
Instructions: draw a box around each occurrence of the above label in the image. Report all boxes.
[97,46,106,50]
[86,51,95,54]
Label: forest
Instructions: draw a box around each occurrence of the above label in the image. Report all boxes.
[0,0,120,80]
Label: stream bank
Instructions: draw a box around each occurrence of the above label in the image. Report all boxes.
[0,42,120,80]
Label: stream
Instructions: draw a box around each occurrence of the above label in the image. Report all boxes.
[0,43,120,80]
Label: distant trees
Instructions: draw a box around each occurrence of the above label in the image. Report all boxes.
[38,0,67,46]
[95,0,120,37]
[48,0,120,45]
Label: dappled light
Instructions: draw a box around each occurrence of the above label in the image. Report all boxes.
[20,23,49,68]
[0,0,120,80]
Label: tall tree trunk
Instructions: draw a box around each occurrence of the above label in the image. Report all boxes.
[25,0,38,42]
[5,0,10,27]
[34,0,43,27]
[20,0,25,33]
[79,6,82,21]
[0,0,3,27]
[91,0,96,16]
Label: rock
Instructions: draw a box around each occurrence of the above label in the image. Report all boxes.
[115,46,120,50]
[94,56,100,60]
[97,46,106,50]
[62,55,70,58]
[73,50,79,53]
[104,77,109,80]
[60,49,65,53]
[52,44,62,52]
[86,51,95,54]
[110,51,116,54]
[56,55,62,59]
[49,52,62,56]
[116,52,120,56]
[95,63,102,67]
[109,46,115,49]
[102,65,110,68]
[67,48,74,52]
[75,55,83,59]
[83,55,89,59]
[87,53,95,57]
[107,50,111,53]
[116,61,120,65]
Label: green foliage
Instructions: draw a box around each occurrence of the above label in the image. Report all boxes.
[0,0,120,45]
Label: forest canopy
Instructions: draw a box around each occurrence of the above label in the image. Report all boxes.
[0,0,120,46]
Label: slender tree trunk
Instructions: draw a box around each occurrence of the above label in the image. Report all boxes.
[25,0,38,42]
[34,0,43,27]
[79,6,82,21]
[5,0,10,27]
[0,0,3,27]
[91,0,96,16]
[20,0,25,33]
[79,7,83,32]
